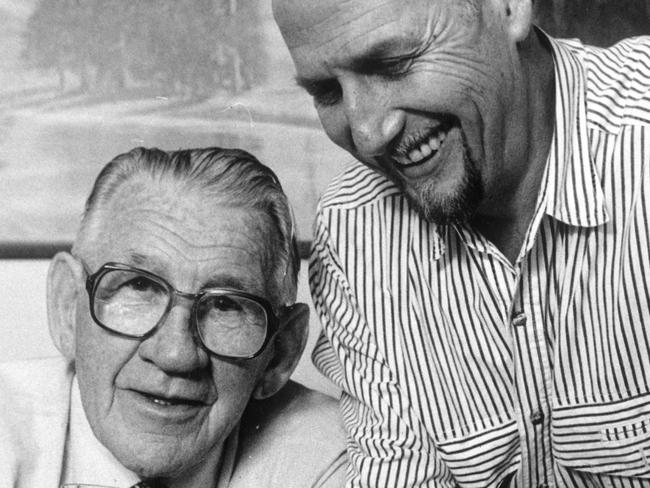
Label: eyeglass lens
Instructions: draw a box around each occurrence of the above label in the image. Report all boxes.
[92,269,268,357]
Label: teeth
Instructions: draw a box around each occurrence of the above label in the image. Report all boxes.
[430,133,443,151]
[400,130,448,165]
[152,397,172,406]
[408,148,424,162]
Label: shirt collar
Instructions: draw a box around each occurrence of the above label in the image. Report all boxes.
[541,31,609,228]
[427,30,610,263]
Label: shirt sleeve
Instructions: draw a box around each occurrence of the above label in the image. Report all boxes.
[309,207,452,488]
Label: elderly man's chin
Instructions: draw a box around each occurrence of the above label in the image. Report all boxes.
[98,416,220,480]
[115,436,209,479]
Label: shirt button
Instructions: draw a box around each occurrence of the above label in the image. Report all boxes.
[531,410,544,425]
[512,312,527,327]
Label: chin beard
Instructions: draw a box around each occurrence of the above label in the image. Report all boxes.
[403,147,484,227]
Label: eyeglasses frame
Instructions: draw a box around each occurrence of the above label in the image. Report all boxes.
[84,261,286,360]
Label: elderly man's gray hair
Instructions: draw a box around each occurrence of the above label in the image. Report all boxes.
[73,146,300,306]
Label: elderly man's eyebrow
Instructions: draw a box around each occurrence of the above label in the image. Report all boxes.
[203,274,259,292]
[127,252,151,267]
[123,251,167,274]
[119,251,262,291]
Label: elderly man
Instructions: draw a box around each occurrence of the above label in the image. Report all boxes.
[0,147,346,487]
[273,0,650,487]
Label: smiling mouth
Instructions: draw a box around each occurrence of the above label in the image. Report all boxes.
[139,391,205,407]
[392,115,458,169]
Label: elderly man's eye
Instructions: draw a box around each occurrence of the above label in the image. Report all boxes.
[124,276,160,292]
[117,275,166,299]
[211,295,244,312]
[96,272,167,307]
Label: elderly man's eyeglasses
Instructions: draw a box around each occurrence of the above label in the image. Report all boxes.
[84,262,284,359]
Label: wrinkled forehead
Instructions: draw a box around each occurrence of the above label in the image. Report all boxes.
[81,176,276,288]
[274,0,408,48]
[104,176,259,233]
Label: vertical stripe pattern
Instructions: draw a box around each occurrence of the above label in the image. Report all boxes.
[310,35,650,488]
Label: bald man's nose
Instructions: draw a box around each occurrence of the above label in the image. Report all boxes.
[343,84,404,157]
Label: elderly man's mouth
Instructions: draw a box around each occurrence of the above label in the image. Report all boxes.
[141,392,205,407]
[118,388,210,426]
[391,116,460,176]
[126,388,209,414]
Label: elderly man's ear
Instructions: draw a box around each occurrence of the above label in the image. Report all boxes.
[253,303,309,400]
[47,252,84,361]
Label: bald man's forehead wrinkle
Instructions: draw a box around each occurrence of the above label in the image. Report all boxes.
[277,0,443,79]
[274,0,410,49]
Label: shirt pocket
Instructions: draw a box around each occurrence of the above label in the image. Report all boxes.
[552,394,650,483]
[435,418,521,488]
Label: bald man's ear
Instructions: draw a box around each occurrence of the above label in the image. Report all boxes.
[47,252,84,360]
[503,0,534,43]
[253,303,309,400]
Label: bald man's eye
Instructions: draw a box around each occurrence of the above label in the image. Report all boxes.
[308,80,342,107]
[365,56,415,79]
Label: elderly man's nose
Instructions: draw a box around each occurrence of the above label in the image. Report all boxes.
[344,85,403,157]
[139,305,208,373]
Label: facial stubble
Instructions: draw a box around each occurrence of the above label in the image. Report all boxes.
[399,134,484,226]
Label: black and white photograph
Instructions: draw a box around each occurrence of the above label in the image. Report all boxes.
[0,1,649,486]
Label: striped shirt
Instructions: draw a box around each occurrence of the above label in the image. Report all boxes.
[309,34,650,488]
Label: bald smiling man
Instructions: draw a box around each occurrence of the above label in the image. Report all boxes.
[274,0,650,486]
